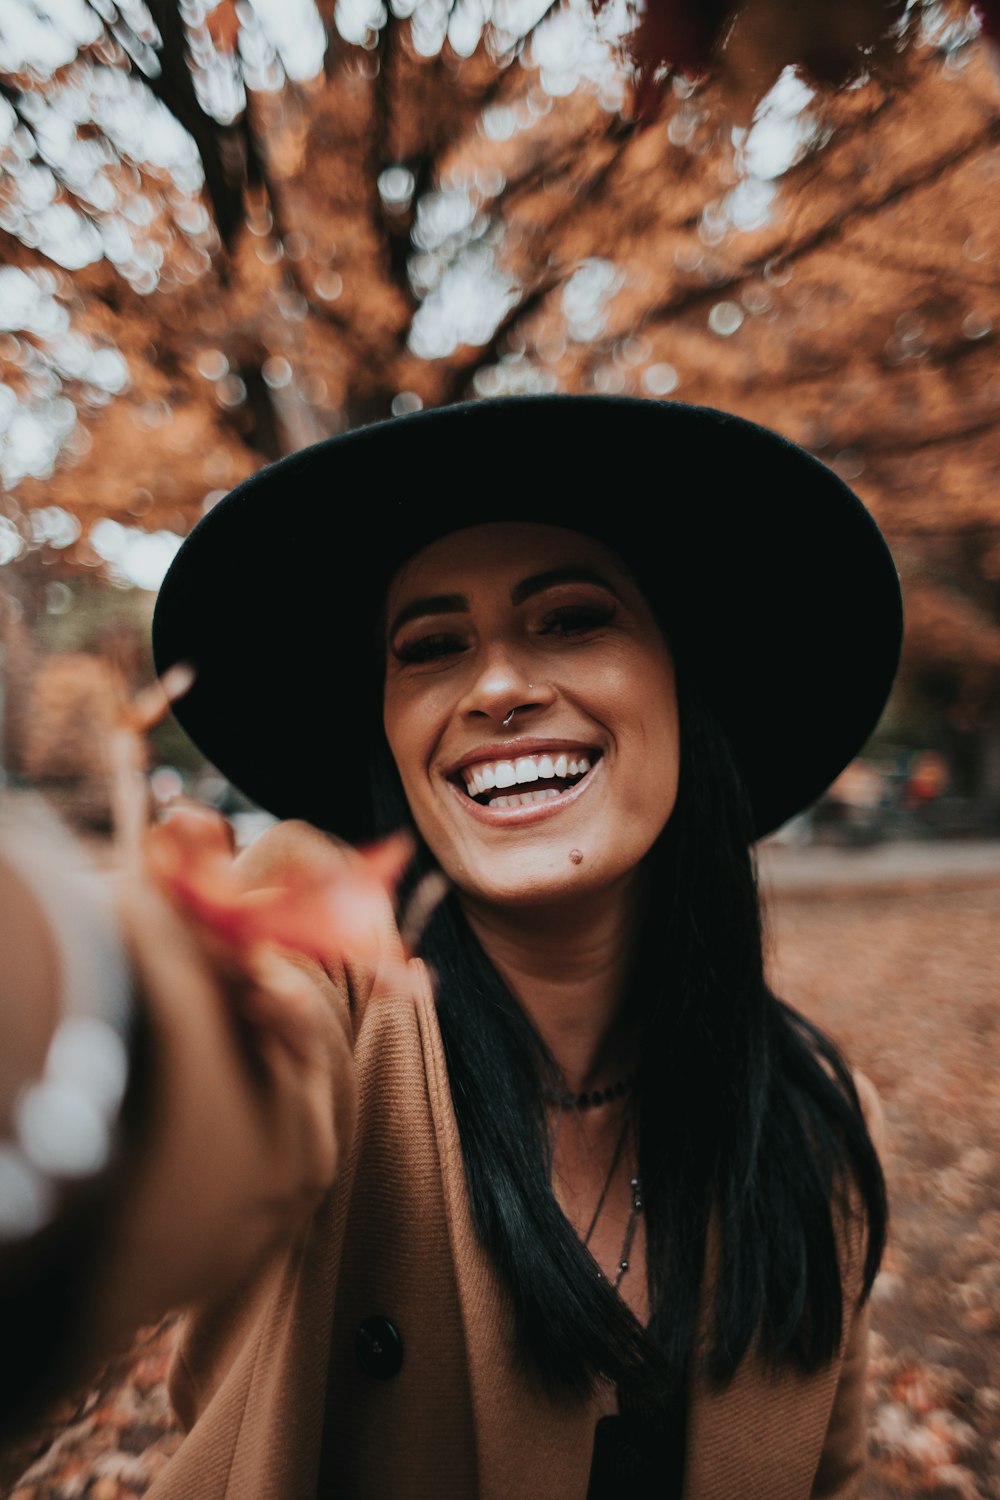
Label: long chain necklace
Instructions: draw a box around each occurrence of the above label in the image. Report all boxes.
[581,1112,644,1290]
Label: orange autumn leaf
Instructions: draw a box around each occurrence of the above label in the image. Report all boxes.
[144,805,416,968]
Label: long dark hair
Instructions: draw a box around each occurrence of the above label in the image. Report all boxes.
[370,689,887,1402]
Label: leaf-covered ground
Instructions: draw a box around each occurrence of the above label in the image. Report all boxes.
[5,875,999,1499]
[769,879,1000,1500]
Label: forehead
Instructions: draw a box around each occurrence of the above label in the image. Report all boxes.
[386,521,636,606]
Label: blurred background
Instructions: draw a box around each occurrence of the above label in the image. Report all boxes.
[1,0,999,1495]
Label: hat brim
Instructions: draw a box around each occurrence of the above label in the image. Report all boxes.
[152,396,903,843]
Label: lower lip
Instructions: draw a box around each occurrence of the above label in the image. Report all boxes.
[446,758,603,828]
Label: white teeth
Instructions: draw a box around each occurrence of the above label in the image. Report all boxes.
[490,788,561,808]
[461,750,597,797]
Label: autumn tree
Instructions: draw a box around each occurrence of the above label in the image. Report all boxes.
[1,0,999,807]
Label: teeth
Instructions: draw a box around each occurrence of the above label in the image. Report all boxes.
[490,788,561,808]
[461,750,596,796]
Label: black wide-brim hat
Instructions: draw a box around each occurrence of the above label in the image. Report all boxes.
[152,396,903,842]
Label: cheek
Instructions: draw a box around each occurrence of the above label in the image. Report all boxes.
[624,658,680,808]
[382,691,417,792]
[649,671,680,758]
[383,689,440,810]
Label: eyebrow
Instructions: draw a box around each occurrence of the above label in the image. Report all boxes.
[387,567,622,641]
[510,566,622,606]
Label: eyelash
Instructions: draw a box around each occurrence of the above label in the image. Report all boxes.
[394,632,466,665]
[393,601,615,664]
[539,603,614,635]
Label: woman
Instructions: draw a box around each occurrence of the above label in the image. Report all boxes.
[147,395,901,1499]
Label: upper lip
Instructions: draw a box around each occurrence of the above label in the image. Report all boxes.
[446,738,602,776]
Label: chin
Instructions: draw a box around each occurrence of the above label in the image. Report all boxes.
[455,854,626,912]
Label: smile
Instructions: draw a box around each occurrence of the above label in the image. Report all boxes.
[458,750,598,809]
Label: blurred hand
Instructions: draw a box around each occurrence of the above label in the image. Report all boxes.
[89,807,363,1352]
[90,791,442,1347]
[145,801,416,980]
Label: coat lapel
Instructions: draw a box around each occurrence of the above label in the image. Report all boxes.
[315,954,479,1498]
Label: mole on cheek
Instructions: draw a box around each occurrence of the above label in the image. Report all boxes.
[568,849,584,865]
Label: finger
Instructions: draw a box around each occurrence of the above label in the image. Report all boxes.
[123,663,196,735]
[156,801,237,857]
[359,830,416,891]
[109,723,151,875]
[232,882,390,967]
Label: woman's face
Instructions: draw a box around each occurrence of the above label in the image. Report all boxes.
[382,523,679,910]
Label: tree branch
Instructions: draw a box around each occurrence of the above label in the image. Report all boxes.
[632,118,1000,335]
[436,117,639,400]
[137,0,249,247]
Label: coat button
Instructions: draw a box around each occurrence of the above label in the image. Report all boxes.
[355,1316,404,1379]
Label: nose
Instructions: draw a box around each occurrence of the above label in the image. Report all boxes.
[459,644,554,728]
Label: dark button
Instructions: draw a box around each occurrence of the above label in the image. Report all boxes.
[355,1316,404,1379]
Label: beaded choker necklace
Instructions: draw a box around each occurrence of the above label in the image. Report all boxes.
[545,1074,636,1110]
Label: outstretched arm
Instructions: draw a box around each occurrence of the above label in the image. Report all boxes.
[0,805,392,1437]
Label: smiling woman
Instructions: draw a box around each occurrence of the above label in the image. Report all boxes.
[147,395,903,1499]
[383,524,679,910]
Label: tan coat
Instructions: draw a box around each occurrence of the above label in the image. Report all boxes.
[146,825,873,1500]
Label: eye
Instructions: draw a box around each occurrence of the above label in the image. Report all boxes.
[393,630,466,664]
[539,602,615,636]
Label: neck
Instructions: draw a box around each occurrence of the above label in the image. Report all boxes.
[458,871,649,1094]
